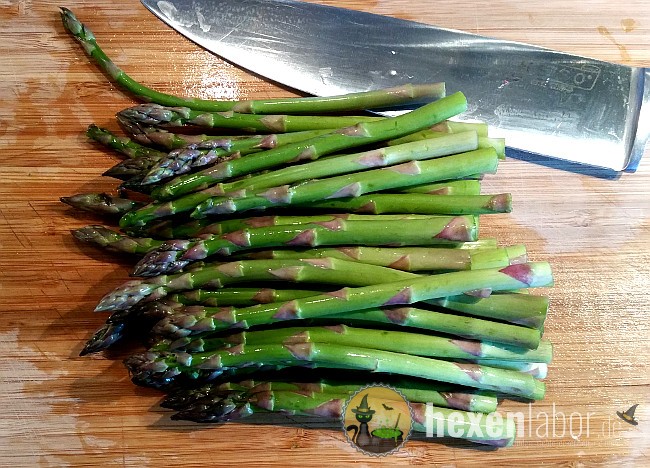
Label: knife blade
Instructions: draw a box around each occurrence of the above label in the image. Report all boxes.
[141,0,649,172]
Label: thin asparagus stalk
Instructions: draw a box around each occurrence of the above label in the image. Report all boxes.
[302,192,510,216]
[228,83,446,114]
[156,324,552,364]
[118,104,383,134]
[243,245,526,272]
[191,149,500,218]
[171,390,515,447]
[124,341,546,399]
[399,179,481,195]
[143,129,335,185]
[86,125,167,160]
[151,131,480,200]
[119,92,468,218]
[162,377,498,414]
[60,193,144,217]
[94,258,424,312]
[148,262,552,339]
[60,10,449,116]
[133,216,479,276]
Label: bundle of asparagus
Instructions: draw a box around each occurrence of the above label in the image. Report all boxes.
[60,8,555,448]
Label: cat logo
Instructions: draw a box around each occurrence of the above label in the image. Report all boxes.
[342,384,413,456]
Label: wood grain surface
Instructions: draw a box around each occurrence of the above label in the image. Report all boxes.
[1,0,649,466]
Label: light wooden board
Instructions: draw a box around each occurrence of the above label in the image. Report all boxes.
[1,0,649,466]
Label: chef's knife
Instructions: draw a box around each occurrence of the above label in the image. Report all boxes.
[141,0,649,172]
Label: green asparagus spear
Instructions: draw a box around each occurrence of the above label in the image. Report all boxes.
[155,324,552,364]
[302,192,510,216]
[162,377,498,414]
[152,131,479,200]
[118,104,383,134]
[143,129,336,185]
[191,149,500,218]
[400,179,482,195]
[86,125,167,160]
[125,340,546,399]
[171,390,515,446]
[93,258,424,312]
[426,293,549,329]
[60,193,144,217]
[242,245,526,272]
[148,262,552,339]
[119,92,468,219]
[133,216,479,276]
[126,136,483,226]
[145,213,443,239]
[72,226,164,255]
[61,8,447,114]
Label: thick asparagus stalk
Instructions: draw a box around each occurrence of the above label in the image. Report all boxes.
[94,258,423,312]
[60,193,144,217]
[302,192,510,216]
[149,262,552,339]
[244,245,526,272]
[426,293,549,329]
[119,92,468,219]
[389,121,489,145]
[171,390,515,447]
[191,149,500,218]
[151,131,479,200]
[330,306,543,348]
[391,130,506,158]
[133,216,479,276]
[145,213,442,239]
[125,340,546,399]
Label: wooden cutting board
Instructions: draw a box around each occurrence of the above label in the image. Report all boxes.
[1,0,648,466]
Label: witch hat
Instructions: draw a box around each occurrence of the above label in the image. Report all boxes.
[617,404,639,426]
[352,394,375,415]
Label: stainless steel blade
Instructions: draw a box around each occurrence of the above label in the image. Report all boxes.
[141,0,649,172]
